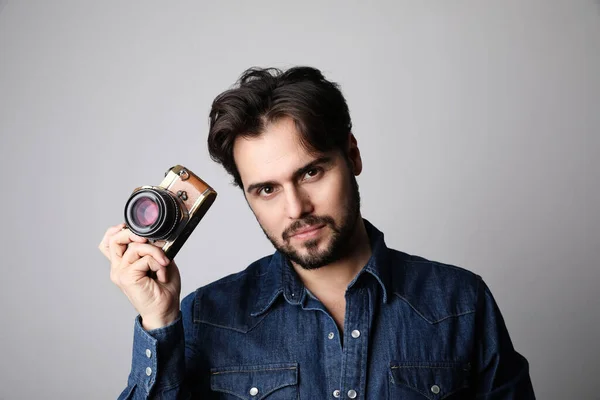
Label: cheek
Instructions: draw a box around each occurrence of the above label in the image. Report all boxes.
[250,200,285,230]
[312,175,348,212]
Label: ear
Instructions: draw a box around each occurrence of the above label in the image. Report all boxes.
[346,132,363,176]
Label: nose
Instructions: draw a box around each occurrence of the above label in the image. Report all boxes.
[284,186,314,219]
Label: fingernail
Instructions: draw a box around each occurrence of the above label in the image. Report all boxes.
[162,257,170,266]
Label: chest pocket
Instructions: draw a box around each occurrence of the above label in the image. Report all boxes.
[210,362,298,400]
[389,361,471,400]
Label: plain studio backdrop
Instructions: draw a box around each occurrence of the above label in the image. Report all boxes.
[0,1,598,399]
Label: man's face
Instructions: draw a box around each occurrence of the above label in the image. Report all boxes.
[233,117,362,270]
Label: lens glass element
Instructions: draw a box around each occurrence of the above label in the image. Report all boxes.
[132,197,159,227]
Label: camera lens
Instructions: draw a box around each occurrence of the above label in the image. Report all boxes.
[124,188,180,240]
[132,198,159,227]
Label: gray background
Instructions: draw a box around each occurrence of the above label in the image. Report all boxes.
[0,1,598,399]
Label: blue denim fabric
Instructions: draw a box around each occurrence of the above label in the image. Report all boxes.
[119,219,535,399]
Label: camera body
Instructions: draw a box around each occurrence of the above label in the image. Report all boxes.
[124,165,217,259]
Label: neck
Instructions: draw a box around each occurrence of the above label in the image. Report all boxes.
[291,216,372,295]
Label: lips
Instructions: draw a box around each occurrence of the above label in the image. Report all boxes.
[290,224,325,238]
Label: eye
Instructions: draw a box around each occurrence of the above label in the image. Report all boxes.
[303,168,321,180]
[258,185,276,197]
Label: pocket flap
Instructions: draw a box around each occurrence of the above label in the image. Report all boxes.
[211,362,298,400]
[390,361,471,399]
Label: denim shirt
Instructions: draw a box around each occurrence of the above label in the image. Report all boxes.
[119,219,535,399]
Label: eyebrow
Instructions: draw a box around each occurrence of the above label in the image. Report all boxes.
[245,156,333,194]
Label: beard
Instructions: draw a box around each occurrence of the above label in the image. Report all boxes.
[258,171,361,270]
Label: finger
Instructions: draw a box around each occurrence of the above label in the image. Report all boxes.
[107,222,126,235]
[121,242,170,269]
[154,261,168,284]
[124,255,169,285]
[160,259,179,284]
[98,223,126,259]
[108,228,148,263]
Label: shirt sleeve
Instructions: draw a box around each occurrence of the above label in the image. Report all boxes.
[117,291,200,400]
[473,276,536,399]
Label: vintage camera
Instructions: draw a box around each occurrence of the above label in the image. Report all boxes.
[124,165,217,259]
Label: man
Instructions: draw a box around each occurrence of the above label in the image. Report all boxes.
[99,66,535,399]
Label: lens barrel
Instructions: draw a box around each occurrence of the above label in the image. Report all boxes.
[124,188,180,240]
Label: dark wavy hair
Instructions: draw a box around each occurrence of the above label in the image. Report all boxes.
[207,66,353,188]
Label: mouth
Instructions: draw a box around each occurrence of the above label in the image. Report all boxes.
[290,224,326,240]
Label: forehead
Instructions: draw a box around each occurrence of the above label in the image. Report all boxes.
[233,117,323,186]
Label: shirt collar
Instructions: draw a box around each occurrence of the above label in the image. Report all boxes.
[251,218,392,317]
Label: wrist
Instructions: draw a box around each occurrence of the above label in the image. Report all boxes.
[141,310,180,331]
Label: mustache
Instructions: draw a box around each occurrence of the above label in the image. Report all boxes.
[282,215,336,241]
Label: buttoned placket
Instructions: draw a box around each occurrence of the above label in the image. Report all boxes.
[283,250,381,398]
[337,287,370,399]
[300,287,344,398]
[299,279,375,398]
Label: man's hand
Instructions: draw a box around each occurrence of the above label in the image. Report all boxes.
[99,223,182,330]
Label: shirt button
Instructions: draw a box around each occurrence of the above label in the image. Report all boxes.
[145,349,152,358]
[249,387,259,396]
[328,332,335,340]
[351,329,361,338]
[431,384,440,394]
[333,389,341,398]
[145,367,152,376]
[347,389,357,398]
